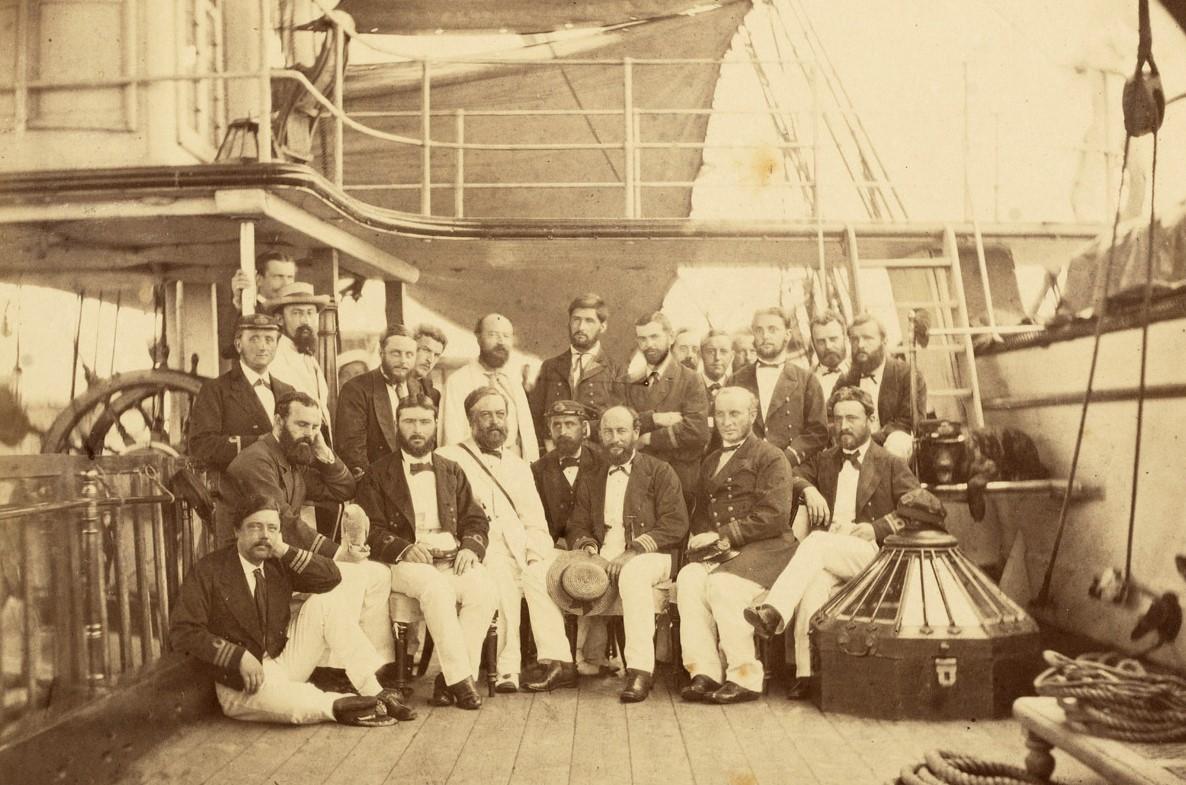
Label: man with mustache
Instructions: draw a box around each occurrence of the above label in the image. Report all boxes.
[441,313,539,460]
[673,328,701,373]
[733,307,829,468]
[676,387,796,705]
[809,310,850,401]
[837,312,928,460]
[527,405,688,701]
[188,312,295,545]
[413,323,449,408]
[218,250,297,360]
[438,387,569,692]
[528,294,620,451]
[266,281,333,432]
[618,311,709,509]
[744,386,923,700]
[355,394,496,710]
[170,495,415,726]
[335,325,425,475]
[700,328,734,454]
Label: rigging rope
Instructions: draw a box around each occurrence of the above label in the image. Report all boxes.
[892,749,1063,785]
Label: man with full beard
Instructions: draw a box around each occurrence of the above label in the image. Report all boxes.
[355,394,496,710]
[528,294,620,451]
[335,325,425,475]
[266,282,333,432]
[437,387,568,692]
[809,310,850,402]
[532,400,603,544]
[441,313,539,460]
[222,391,398,672]
[837,312,927,459]
[733,307,829,468]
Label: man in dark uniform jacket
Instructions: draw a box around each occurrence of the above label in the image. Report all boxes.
[169,496,412,726]
[413,324,448,408]
[677,386,796,705]
[733,307,829,467]
[531,400,605,545]
[745,386,924,698]
[335,325,425,475]
[617,311,709,509]
[187,313,295,543]
[355,393,496,710]
[528,293,621,450]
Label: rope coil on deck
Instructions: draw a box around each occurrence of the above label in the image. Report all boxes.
[890,750,1064,785]
[1034,650,1186,742]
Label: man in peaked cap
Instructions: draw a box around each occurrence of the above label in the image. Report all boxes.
[531,400,605,545]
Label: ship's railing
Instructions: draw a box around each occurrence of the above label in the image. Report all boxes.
[0,454,210,742]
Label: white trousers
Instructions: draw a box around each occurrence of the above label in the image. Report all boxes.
[389,561,496,685]
[764,531,879,676]
[328,560,396,665]
[677,563,766,692]
[614,553,671,674]
[216,582,387,724]
[484,543,527,677]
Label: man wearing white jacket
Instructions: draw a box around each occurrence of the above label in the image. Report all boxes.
[437,385,564,691]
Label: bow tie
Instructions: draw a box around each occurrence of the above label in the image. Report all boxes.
[842,451,861,471]
[860,372,878,383]
[707,383,722,393]
[558,456,580,469]
[819,367,840,376]
[720,442,743,454]
[409,462,434,475]
[480,447,501,458]
[609,464,630,476]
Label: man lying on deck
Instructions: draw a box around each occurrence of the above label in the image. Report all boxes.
[169,495,414,726]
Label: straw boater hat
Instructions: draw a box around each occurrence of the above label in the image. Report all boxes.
[545,550,619,616]
[264,281,331,313]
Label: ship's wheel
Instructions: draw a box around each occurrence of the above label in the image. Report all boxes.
[40,369,207,457]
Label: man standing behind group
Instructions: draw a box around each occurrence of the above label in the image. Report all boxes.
[809,311,850,402]
[618,311,709,508]
[266,282,334,432]
[734,307,829,468]
[839,312,927,459]
[528,294,620,451]
[442,313,539,461]
[335,325,424,475]
[413,324,448,408]
[219,251,297,360]
[672,328,701,372]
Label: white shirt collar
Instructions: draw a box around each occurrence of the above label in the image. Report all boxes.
[240,361,270,386]
[646,354,671,377]
[571,343,600,359]
[702,370,728,387]
[861,357,887,380]
[401,450,432,467]
[238,551,263,581]
[756,353,786,369]
[608,454,634,475]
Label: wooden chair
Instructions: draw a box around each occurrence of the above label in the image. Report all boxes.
[390,592,499,697]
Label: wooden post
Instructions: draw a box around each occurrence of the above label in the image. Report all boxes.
[112,503,133,673]
[306,248,341,414]
[239,221,257,315]
[386,280,405,328]
[79,471,108,692]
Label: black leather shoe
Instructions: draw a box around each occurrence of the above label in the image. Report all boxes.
[431,674,455,707]
[375,662,404,691]
[446,676,483,710]
[332,695,397,727]
[708,681,761,704]
[619,669,653,703]
[522,660,578,692]
[679,674,722,702]
[375,688,417,721]
[785,676,814,701]
[743,604,783,640]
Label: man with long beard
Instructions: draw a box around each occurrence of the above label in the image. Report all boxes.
[438,387,568,692]
[733,307,829,468]
[355,394,497,710]
[222,391,399,681]
[441,313,539,460]
[837,312,927,459]
[528,294,620,451]
[266,282,333,432]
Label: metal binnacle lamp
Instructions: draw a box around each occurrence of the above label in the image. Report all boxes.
[812,525,1040,720]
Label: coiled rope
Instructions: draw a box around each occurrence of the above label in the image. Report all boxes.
[892,750,1062,785]
[1034,650,1186,742]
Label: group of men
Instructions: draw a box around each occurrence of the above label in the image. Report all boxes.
[172,251,941,729]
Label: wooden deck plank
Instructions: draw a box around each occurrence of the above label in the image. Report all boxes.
[624,676,695,785]
[204,723,321,785]
[116,715,226,784]
[322,710,426,785]
[267,722,370,785]
[154,716,271,785]
[769,701,880,785]
[382,699,481,785]
[447,692,533,785]
[569,677,633,785]
[507,686,579,785]
[721,700,821,785]
[670,693,755,785]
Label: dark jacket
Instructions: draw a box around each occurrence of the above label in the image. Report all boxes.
[732,360,829,465]
[567,452,689,571]
[692,434,797,589]
[531,442,605,543]
[355,451,490,563]
[616,359,710,501]
[791,439,921,544]
[418,374,441,408]
[187,364,295,472]
[838,357,927,442]
[221,434,356,557]
[169,544,340,690]
[528,347,621,444]
[334,369,425,474]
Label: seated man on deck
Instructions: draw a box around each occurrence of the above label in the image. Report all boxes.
[169,495,414,726]
[354,393,497,711]
[744,386,929,700]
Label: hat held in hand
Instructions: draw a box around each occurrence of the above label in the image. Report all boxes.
[686,531,741,565]
[546,550,618,616]
[896,488,947,529]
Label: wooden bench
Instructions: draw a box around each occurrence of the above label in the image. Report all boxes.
[1013,696,1186,784]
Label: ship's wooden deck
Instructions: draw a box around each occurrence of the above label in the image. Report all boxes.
[117,670,1109,785]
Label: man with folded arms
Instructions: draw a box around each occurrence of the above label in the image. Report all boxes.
[677,386,796,704]
[355,394,497,710]
[170,495,414,726]
[744,386,924,699]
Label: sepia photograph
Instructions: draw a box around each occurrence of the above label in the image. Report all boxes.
[1,0,1185,783]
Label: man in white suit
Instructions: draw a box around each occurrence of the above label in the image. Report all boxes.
[441,313,540,461]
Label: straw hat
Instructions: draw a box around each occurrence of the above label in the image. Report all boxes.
[264,282,330,313]
[545,550,618,616]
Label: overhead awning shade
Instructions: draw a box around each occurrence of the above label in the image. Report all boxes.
[341,1,751,220]
[338,0,738,35]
